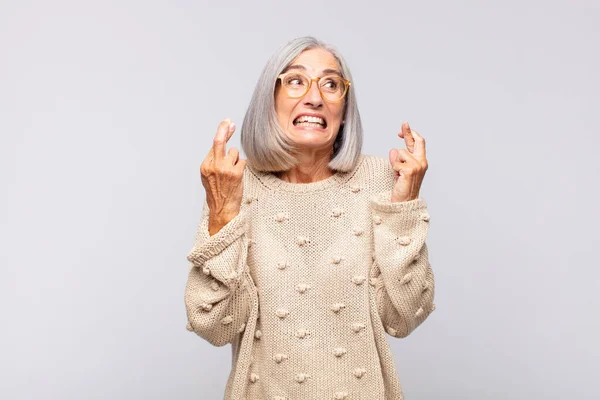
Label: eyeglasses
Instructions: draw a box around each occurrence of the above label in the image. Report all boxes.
[277,71,351,102]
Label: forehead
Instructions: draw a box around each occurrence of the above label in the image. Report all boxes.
[288,48,340,74]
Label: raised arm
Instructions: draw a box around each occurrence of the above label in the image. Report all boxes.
[184,118,255,346]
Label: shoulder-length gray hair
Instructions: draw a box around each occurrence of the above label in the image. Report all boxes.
[241,36,363,172]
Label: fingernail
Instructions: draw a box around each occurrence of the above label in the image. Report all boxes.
[229,122,236,131]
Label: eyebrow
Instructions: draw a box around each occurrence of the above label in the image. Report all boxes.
[281,64,342,77]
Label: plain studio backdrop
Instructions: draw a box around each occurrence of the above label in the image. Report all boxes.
[1,0,598,399]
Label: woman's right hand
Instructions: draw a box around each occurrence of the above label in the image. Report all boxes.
[200,118,247,236]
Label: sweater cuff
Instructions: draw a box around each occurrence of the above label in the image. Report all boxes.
[186,210,248,267]
[369,190,428,214]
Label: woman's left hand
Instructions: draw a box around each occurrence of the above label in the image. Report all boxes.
[389,121,428,203]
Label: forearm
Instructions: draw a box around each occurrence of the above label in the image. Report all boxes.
[184,201,253,346]
[370,191,436,337]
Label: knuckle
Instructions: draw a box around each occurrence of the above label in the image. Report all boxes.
[200,163,210,175]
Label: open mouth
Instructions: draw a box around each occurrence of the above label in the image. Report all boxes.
[293,115,327,129]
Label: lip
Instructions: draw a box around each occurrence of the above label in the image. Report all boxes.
[293,112,328,128]
[293,123,327,132]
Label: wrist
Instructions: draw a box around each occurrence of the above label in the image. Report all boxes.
[208,213,237,234]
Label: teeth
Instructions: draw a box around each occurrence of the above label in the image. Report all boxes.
[295,115,326,126]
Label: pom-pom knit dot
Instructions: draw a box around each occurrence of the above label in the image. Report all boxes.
[369,277,378,287]
[350,185,361,193]
[351,322,366,333]
[296,283,311,293]
[331,256,342,264]
[275,212,289,222]
[415,307,424,318]
[352,228,364,236]
[202,266,211,276]
[395,236,412,246]
[186,322,193,331]
[225,271,238,280]
[276,308,290,319]
[332,207,343,217]
[210,281,220,291]
[399,273,412,285]
[295,373,310,383]
[296,236,310,246]
[353,368,367,378]
[334,391,349,399]
[200,302,213,312]
[295,329,309,339]
[386,326,398,337]
[373,215,382,225]
[238,323,246,333]
[273,353,289,363]
[330,303,346,313]
[420,212,430,222]
[249,373,259,383]
[333,347,347,357]
[221,315,233,325]
[351,275,366,285]
[277,261,290,270]
[255,330,262,339]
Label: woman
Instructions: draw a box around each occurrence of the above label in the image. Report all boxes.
[184,36,435,400]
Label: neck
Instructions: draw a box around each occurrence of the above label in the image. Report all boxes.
[277,150,334,184]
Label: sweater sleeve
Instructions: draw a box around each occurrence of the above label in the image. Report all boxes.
[369,190,436,338]
[184,200,254,347]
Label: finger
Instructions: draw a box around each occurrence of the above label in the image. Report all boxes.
[389,148,399,171]
[389,148,416,172]
[234,157,247,173]
[397,148,418,164]
[410,128,426,160]
[223,122,237,160]
[227,147,240,164]
[212,119,235,160]
[401,121,416,153]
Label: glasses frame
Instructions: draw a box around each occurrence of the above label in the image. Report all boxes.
[277,71,351,103]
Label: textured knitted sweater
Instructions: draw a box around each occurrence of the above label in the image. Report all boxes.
[184,154,436,400]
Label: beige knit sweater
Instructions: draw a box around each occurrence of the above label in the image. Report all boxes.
[184,154,436,400]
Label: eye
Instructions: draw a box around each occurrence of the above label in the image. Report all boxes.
[284,74,307,87]
[320,77,341,91]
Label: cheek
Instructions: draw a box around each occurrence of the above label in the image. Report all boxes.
[332,105,345,126]
[275,92,293,115]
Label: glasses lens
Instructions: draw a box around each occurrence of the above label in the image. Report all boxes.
[319,75,346,101]
[282,73,310,98]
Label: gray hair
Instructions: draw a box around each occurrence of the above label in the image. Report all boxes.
[241,36,363,172]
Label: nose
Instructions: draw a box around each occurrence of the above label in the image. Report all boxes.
[302,80,323,107]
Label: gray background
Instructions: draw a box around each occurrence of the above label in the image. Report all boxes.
[1,0,598,399]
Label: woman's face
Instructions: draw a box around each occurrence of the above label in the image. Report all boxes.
[275,48,346,152]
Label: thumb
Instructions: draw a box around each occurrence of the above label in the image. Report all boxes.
[389,148,400,169]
